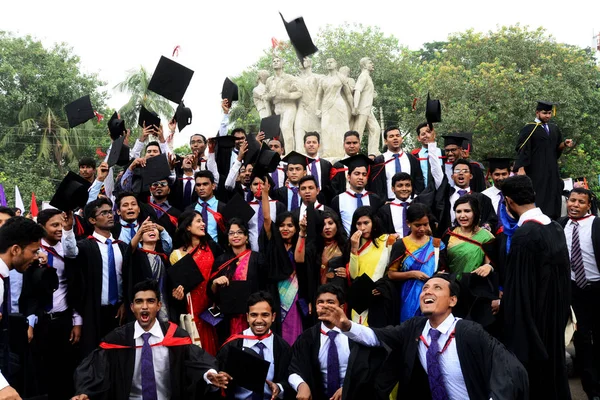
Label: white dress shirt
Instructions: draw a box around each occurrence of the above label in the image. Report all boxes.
[307,157,323,189]
[288,323,350,393]
[130,321,171,400]
[345,314,469,400]
[299,201,324,222]
[338,190,371,235]
[0,258,9,391]
[564,215,600,282]
[383,150,411,200]
[390,198,412,236]
[517,207,551,227]
[482,186,502,215]
[248,198,279,252]
[449,187,471,224]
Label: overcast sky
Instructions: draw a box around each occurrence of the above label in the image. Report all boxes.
[2,0,599,148]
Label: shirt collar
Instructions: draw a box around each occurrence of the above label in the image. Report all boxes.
[423,313,456,337]
[198,195,217,206]
[320,322,342,334]
[242,327,273,348]
[134,320,165,340]
[454,187,470,194]
[392,197,412,205]
[384,150,403,159]
[517,207,546,227]
[0,258,9,279]
[534,118,542,124]
[93,231,115,244]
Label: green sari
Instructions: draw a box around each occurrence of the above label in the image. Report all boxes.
[447,228,495,279]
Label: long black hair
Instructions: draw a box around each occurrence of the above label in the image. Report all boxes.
[321,210,347,250]
[174,209,206,249]
[349,206,384,249]
[453,194,481,229]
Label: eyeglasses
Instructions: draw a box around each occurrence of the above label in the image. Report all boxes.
[151,181,168,188]
[228,231,245,237]
[453,169,470,174]
[95,210,112,218]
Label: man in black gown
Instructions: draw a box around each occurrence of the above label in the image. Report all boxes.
[501,175,572,399]
[514,101,574,220]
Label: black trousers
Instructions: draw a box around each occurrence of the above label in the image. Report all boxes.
[572,280,600,398]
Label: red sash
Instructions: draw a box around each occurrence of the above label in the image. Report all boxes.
[419,328,456,353]
[99,322,191,349]
[40,244,64,262]
[220,330,272,348]
[329,167,348,180]
[209,249,251,280]
[147,201,179,227]
[139,248,168,261]
[75,217,85,236]
[370,154,401,181]
[357,240,372,255]
[200,203,225,232]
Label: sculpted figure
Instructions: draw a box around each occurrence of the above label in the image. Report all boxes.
[352,57,381,155]
[294,57,323,152]
[252,70,272,119]
[338,66,356,127]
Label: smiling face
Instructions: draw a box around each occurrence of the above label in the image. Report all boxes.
[384,129,403,152]
[141,228,159,244]
[393,179,412,201]
[247,301,275,336]
[131,290,161,330]
[278,217,296,241]
[455,202,475,229]
[187,214,206,237]
[567,192,591,219]
[417,125,435,146]
[233,132,246,150]
[299,179,319,204]
[420,277,457,316]
[227,223,248,248]
[444,145,462,163]
[452,163,472,189]
[43,214,64,245]
[287,164,306,185]
[491,168,510,188]
[322,217,337,240]
[117,196,140,223]
[355,216,372,240]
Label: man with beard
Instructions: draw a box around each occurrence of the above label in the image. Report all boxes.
[72,279,229,400]
[318,274,529,400]
[217,291,291,400]
[331,131,361,196]
[0,217,46,400]
[272,151,307,212]
[482,158,512,216]
[501,175,571,399]
[148,178,181,239]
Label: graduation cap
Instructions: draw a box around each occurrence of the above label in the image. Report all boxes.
[243,133,262,166]
[138,106,161,129]
[259,114,281,140]
[222,193,255,223]
[451,132,473,152]
[49,171,91,211]
[338,154,374,172]
[219,281,251,315]
[486,157,513,172]
[139,154,171,192]
[442,135,464,148]
[255,144,281,173]
[224,346,270,392]
[425,93,442,125]
[64,95,95,128]
[174,101,192,132]
[31,266,59,296]
[221,78,239,105]
[281,151,311,167]
[147,56,194,104]
[213,135,237,149]
[168,253,204,293]
[536,100,558,115]
[347,273,375,314]
[107,135,130,167]
[279,12,319,61]
[108,112,126,140]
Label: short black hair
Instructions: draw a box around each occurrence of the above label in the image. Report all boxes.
[0,207,15,218]
[37,209,63,227]
[298,175,318,188]
[304,131,320,144]
[453,194,481,228]
[194,170,216,184]
[79,156,97,169]
[569,187,594,204]
[232,128,246,136]
[0,217,46,253]
[391,172,412,187]
[316,283,345,305]
[501,175,536,206]
[84,197,114,222]
[343,131,360,141]
[406,203,432,224]
[452,159,472,174]
[132,279,161,302]
[247,291,275,313]
[190,134,206,144]
[146,141,162,154]
[115,191,138,209]
[415,122,429,136]
[383,126,400,140]
[426,273,460,298]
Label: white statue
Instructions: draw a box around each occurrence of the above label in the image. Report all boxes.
[294,57,323,152]
[316,58,354,159]
[252,70,272,119]
[264,57,302,152]
[338,66,356,127]
[352,57,381,155]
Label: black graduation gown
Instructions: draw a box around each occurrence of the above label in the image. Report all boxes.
[502,220,571,399]
[330,192,384,216]
[330,161,348,196]
[155,204,182,240]
[66,237,130,357]
[372,317,529,400]
[288,324,389,400]
[369,153,425,200]
[169,175,195,211]
[315,159,334,205]
[217,333,293,400]
[377,184,439,235]
[514,122,564,219]
[73,321,217,400]
[468,159,487,193]
[73,213,93,241]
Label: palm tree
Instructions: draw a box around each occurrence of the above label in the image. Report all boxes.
[114,66,175,130]
[229,71,261,132]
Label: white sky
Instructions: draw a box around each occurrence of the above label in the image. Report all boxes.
[2,0,599,148]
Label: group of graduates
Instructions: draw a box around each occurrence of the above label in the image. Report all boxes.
[0,96,596,400]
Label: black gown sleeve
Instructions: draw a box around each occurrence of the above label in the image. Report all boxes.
[73,348,111,399]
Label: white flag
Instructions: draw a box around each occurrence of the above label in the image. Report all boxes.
[14,186,24,213]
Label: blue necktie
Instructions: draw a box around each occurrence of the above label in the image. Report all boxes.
[355,193,364,208]
[245,188,253,202]
[426,329,449,400]
[201,202,209,231]
[457,189,467,197]
[183,178,193,207]
[543,124,550,135]
[271,169,280,189]
[105,239,118,305]
[326,331,341,398]
[252,342,267,400]
[290,187,299,210]
[394,153,401,174]
[141,332,158,400]
[46,252,54,311]
[127,223,136,242]
[401,202,410,236]
[257,201,264,235]
[311,161,320,188]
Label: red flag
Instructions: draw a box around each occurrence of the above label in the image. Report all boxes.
[96,147,107,158]
[172,45,181,57]
[412,97,419,111]
[30,192,38,218]
[271,37,279,49]
[94,110,104,122]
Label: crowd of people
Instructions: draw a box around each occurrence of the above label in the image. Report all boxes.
[0,97,595,400]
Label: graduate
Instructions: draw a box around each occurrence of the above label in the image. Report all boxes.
[271,151,308,212]
[318,273,529,400]
[288,284,388,400]
[330,131,361,196]
[450,132,486,193]
[268,138,286,189]
[303,132,334,203]
[514,101,574,220]
[248,171,286,252]
[148,177,182,239]
[189,170,227,245]
[501,175,571,399]
[217,291,292,400]
[411,122,443,188]
[71,279,230,400]
[481,157,512,216]
[292,175,335,223]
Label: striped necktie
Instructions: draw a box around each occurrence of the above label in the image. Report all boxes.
[571,221,588,289]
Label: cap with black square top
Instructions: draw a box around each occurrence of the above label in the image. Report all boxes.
[279,12,319,61]
[425,93,442,124]
[243,133,262,166]
[31,265,59,295]
[255,144,281,173]
[139,154,171,192]
[451,132,473,151]
[107,135,131,167]
[259,114,281,140]
[108,112,126,140]
[221,78,239,105]
[174,101,192,132]
[338,154,374,171]
[168,253,204,293]
[347,273,375,314]
[224,346,270,393]
[138,106,161,129]
[281,151,312,167]
[222,193,255,223]
[486,157,513,172]
[536,100,557,112]
[442,135,464,148]
[213,135,237,149]
[218,281,251,315]
[147,56,194,104]
[50,171,91,211]
[64,95,95,128]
